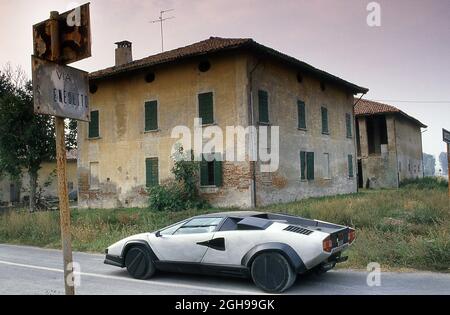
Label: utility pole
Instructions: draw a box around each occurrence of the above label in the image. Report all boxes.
[150,9,175,52]
[447,143,450,198]
[443,129,450,199]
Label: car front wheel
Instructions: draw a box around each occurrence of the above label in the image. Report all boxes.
[251,252,297,293]
[125,246,156,280]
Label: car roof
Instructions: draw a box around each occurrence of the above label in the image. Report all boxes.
[195,211,265,219]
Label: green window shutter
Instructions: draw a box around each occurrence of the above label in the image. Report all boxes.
[298,101,306,129]
[348,155,354,178]
[198,92,214,125]
[200,155,209,186]
[89,110,99,138]
[307,152,315,180]
[146,158,159,187]
[300,151,306,180]
[321,107,329,134]
[346,113,352,138]
[145,101,158,131]
[214,157,223,187]
[258,90,269,123]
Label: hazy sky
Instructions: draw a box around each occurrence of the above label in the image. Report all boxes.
[1,0,449,162]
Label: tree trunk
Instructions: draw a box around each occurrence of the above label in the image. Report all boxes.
[29,170,38,213]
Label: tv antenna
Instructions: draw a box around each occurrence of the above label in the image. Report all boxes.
[150,9,175,52]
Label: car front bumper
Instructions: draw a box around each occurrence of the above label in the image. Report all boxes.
[104,254,124,268]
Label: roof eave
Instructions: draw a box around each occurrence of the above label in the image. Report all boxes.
[355,112,427,128]
[89,39,369,94]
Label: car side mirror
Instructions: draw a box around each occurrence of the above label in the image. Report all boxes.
[155,231,162,238]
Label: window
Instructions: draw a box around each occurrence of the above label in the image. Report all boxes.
[146,158,159,187]
[200,153,223,187]
[89,162,99,190]
[198,92,214,125]
[159,220,187,236]
[348,155,354,178]
[300,151,315,181]
[145,100,158,131]
[89,110,99,138]
[346,113,353,138]
[298,100,306,129]
[174,217,223,235]
[321,106,329,134]
[323,153,331,179]
[258,90,269,124]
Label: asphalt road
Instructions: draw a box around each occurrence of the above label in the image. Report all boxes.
[0,244,449,295]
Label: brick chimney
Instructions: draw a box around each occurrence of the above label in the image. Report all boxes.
[115,41,133,66]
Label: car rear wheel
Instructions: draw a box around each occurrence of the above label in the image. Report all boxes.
[250,252,296,293]
[125,246,155,280]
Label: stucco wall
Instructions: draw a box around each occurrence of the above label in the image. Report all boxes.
[395,116,424,182]
[78,53,253,209]
[251,58,358,206]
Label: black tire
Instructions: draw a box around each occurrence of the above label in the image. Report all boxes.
[125,246,156,280]
[250,252,297,293]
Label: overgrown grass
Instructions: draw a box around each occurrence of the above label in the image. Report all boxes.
[0,181,449,272]
[400,176,448,190]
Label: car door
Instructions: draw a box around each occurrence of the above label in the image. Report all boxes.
[201,218,267,266]
[151,217,224,263]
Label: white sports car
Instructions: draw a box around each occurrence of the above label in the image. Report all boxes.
[104,211,355,293]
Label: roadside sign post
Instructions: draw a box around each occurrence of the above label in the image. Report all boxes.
[51,10,75,296]
[443,129,450,198]
[32,4,91,295]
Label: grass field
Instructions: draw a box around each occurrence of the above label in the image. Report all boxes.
[0,179,449,272]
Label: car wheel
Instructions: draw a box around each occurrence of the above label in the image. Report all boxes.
[125,246,156,280]
[251,252,297,293]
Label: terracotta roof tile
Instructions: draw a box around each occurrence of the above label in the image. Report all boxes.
[355,99,427,128]
[89,37,368,94]
[90,37,252,80]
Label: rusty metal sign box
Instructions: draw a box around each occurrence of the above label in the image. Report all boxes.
[32,55,90,121]
[33,3,91,64]
[444,129,450,144]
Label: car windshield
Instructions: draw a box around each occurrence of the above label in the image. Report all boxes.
[173,217,223,235]
[159,220,187,236]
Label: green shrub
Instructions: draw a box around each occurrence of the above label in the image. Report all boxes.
[147,146,208,212]
[148,180,186,212]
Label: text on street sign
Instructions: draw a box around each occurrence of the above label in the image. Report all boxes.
[32,56,90,121]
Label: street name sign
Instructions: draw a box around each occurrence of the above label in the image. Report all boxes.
[32,55,90,121]
[443,129,450,144]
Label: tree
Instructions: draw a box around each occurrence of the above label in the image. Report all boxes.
[439,152,448,176]
[0,66,76,212]
[423,153,436,177]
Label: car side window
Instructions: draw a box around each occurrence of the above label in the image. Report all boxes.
[174,217,223,235]
[218,217,241,231]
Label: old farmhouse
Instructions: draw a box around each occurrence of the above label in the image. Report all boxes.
[79,37,368,209]
[355,99,427,189]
